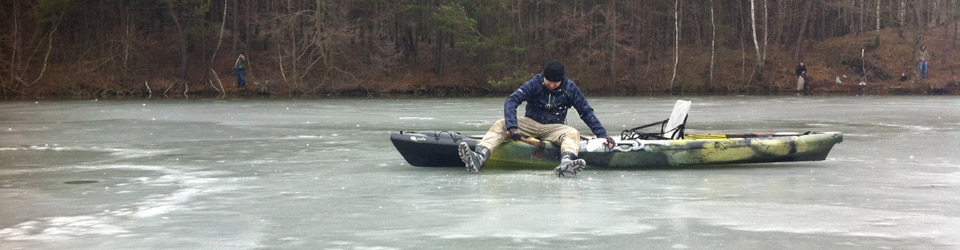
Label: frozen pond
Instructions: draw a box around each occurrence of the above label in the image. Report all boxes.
[1,96,958,249]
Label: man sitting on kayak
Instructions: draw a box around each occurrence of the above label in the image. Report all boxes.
[458,60,615,177]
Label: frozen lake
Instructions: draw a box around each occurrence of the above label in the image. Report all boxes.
[1,96,958,249]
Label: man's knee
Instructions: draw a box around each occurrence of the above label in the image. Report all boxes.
[561,126,581,138]
[491,119,507,131]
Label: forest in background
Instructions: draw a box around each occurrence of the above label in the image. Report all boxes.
[2,0,959,98]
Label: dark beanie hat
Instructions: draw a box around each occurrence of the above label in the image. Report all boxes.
[543,60,565,82]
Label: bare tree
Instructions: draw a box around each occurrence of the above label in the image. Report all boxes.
[210,0,228,93]
[876,0,881,45]
[670,0,680,90]
[165,1,189,79]
[749,0,761,81]
[899,0,906,38]
[231,0,239,57]
[211,0,228,65]
[269,0,359,92]
[794,0,813,61]
[2,1,69,93]
[911,0,927,84]
[761,0,768,67]
[608,1,617,83]
[709,0,716,89]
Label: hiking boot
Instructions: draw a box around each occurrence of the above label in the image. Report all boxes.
[458,142,489,173]
[554,152,586,177]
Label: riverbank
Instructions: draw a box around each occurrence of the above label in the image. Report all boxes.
[2,27,958,99]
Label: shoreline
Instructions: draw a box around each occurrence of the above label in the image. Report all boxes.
[3,84,955,101]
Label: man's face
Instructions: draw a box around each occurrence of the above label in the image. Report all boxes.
[544,79,561,90]
[239,54,245,59]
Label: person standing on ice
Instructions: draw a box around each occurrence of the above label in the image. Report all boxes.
[234,52,249,87]
[796,61,808,91]
[918,45,929,79]
[457,60,615,177]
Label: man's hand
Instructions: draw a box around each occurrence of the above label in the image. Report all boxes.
[508,128,524,141]
[604,136,616,149]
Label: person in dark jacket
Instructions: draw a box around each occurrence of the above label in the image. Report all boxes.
[796,61,808,91]
[458,60,615,177]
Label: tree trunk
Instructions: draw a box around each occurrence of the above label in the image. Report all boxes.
[210,0,228,93]
[9,0,20,87]
[776,0,786,44]
[30,11,62,85]
[899,0,906,38]
[900,0,906,26]
[119,0,129,71]
[953,0,959,44]
[165,1,189,79]
[212,0,227,64]
[877,0,881,32]
[232,0,239,56]
[669,0,679,90]
[436,32,444,76]
[709,0,716,90]
[912,0,926,84]
[749,0,761,80]
[244,0,251,51]
[857,0,867,35]
[608,0,616,82]
[861,49,867,83]
[284,1,299,86]
[850,0,857,35]
[794,0,813,62]
[761,0,768,67]
[876,0,881,46]
[739,0,747,83]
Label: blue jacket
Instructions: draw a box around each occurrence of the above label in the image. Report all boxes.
[504,74,608,138]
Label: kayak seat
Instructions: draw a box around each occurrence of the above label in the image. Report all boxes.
[620,100,691,140]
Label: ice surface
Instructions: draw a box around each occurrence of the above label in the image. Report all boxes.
[1,96,958,249]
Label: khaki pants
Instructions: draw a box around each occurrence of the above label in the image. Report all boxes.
[796,76,805,91]
[477,117,581,155]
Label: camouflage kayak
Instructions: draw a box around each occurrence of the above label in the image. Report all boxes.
[391,131,843,168]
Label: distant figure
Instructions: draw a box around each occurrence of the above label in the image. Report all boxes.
[235,52,249,87]
[900,73,908,82]
[835,76,842,84]
[918,45,929,79]
[796,61,808,91]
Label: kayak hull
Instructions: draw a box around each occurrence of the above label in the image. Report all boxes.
[391,131,842,168]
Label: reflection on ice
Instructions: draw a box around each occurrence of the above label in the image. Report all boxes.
[667,201,960,246]
[0,164,243,242]
[0,145,173,159]
[429,202,658,239]
[0,216,128,241]
[398,117,436,120]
